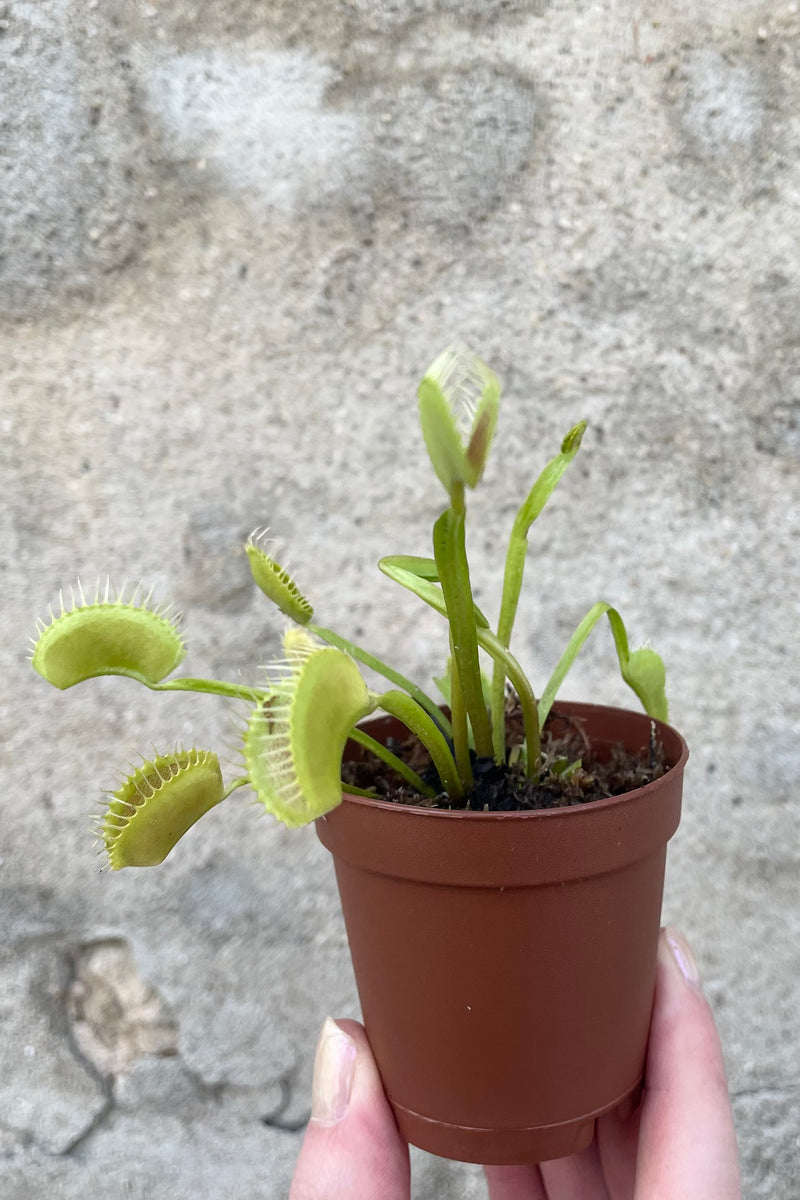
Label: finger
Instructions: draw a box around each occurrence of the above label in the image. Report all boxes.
[634,928,741,1199]
[539,1139,610,1200]
[289,1018,410,1200]
[596,1093,642,1199]
[483,1164,548,1200]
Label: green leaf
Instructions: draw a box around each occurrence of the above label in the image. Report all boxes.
[375,689,462,801]
[560,420,587,456]
[380,555,541,770]
[433,657,493,751]
[100,748,224,869]
[378,555,440,582]
[348,727,436,798]
[432,508,493,757]
[433,663,450,706]
[434,657,492,710]
[417,343,500,495]
[310,621,452,739]
[512,420,587,540]
[379,557,490,627]
[245,531,313,624]
[538,602,669,726]
[491,420,587,758]
[621,646,668,724]
[31,583,185,690]
[243,632,374,826]
[551,756,582,779]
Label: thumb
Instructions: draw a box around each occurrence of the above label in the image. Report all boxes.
[634,927,742,1199]
[289,1018,410,1200]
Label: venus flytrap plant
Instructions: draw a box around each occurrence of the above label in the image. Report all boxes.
[30,342,669,871]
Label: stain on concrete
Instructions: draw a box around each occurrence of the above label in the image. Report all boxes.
[328,62,537,232]
[0,948,108,1155]
[67,940,178,1077]
[141,44,537,238]
[0,2,159,316]
[179,505,254,612]
[122,0,549,55]
[661,13,800,199]
[681,48,764,153]
[142,48,366,214]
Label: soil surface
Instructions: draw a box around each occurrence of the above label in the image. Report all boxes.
[342,704,668,812]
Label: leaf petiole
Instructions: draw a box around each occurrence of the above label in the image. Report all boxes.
[374,690,463,801]
[491,421,587,759]
[66,667,268,704]
[348,727,436,799]
[538,602,668,727]
[222,777,251,800]
[432,501,493,759]
[309,623,452,739]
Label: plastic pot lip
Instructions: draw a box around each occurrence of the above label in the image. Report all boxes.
[339,699,689,823]
[319,699,684,899]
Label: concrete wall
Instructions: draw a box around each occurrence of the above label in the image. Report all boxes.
[2,1,798,1195]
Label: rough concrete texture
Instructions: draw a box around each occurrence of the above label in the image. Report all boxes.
[2,0,798,1195]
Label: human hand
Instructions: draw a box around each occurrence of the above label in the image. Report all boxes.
[289,927,741,1200]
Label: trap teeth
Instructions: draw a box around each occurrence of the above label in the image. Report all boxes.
[245,541,314,625]
[30,584,185,690]
[100,749,225,870]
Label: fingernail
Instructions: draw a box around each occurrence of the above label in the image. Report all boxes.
[664,926,702,993]
[311,1018,357,1126]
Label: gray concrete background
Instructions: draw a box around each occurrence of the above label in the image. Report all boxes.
[2,1,798,1196]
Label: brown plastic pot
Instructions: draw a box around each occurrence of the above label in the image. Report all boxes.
[315,700,687,1165]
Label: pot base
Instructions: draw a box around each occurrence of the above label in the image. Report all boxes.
[392,1078,644,1165]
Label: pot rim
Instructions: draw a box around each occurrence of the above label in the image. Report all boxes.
[339,699,689,823]
[319,700,687,884]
